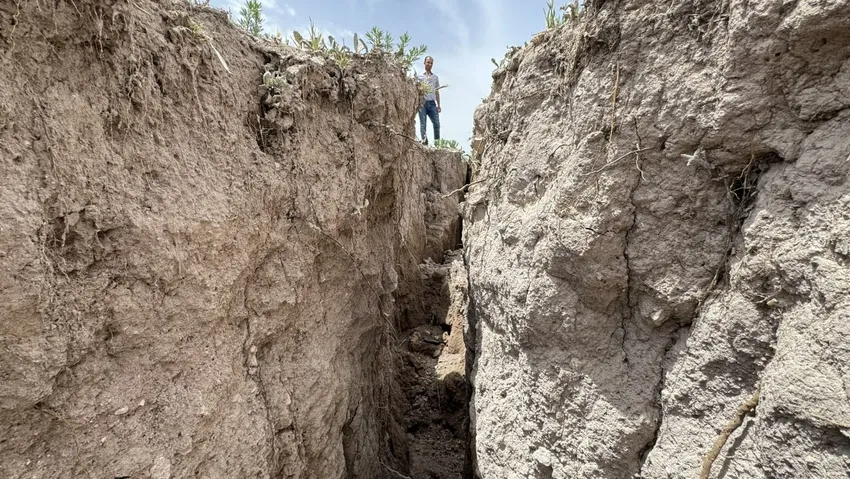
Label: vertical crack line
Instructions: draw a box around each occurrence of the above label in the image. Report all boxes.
[622,222,633,364]
[637,321,690,471]
[619,120,648,365]
[621,164,643,365]
[241,257,280,475]
[254,361,281,475]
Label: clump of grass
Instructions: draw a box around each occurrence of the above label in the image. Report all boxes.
[418,80,448,97]
[186,18,205,38]
[325,36,351,69]
[434,139,462,150]
[171,16,231,73]
[544,0,561,28]
[418,80,434,96]
[544,0,583,29]
[286,24,427,73]
[358,27,427,70]
[291,20,326,52]
[434,139,472,162]
[233,1,427,75]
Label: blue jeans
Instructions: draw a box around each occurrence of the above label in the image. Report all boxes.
[418,100,440,142]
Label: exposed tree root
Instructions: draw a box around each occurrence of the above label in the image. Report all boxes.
[699,386,760,479]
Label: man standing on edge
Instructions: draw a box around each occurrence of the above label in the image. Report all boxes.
[417,56,440,145]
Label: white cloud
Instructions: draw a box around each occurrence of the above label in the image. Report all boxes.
[424,0,471,48]
[283,3,296,16]
[474,0,505,44]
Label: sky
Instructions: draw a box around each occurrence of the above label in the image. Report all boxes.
[211,0,549,147]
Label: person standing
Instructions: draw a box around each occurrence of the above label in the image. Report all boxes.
[417,56,441,145]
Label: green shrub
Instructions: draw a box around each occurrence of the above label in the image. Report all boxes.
[365,26,393,52]
[395,32,427,70]
[237,0,264,36]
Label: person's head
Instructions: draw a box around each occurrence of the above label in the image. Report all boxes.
[424,56,434,72]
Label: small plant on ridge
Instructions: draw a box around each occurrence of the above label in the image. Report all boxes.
[291,20,327,52]
[365,26,393,52]
[326,35,352,68]
[544,0,583,29]
[434,139,462,151]
[262,70,288,91]
[395,32,428,70]
[285,23,427,73]
[238,0,264,36]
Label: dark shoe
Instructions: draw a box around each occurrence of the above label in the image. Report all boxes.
[421,139,428,146]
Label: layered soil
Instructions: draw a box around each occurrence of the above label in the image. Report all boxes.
[0,1,466,477]
[466,0,850,477]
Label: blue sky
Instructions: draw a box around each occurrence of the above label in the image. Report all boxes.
[211,0,548,147]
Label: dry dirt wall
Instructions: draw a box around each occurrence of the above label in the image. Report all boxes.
[466,0,850,477]
[0,1,464,477]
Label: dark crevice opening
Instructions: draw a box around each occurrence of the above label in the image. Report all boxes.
[392,188,472,478]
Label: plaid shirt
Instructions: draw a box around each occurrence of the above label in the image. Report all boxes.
[418,71,440,102]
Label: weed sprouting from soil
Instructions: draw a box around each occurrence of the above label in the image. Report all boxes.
[288,22,428,72]
[232,0,427,73]
[237,0,264,36]
[545,0,583,29]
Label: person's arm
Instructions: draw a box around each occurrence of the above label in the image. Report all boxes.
[436,76,441,112]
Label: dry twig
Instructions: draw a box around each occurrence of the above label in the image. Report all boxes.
[632,116,646,180]
[610,62,620,138]
[441,178,487,198]
[582,147,653,176]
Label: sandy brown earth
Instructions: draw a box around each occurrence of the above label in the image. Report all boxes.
[0,1,466,477]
